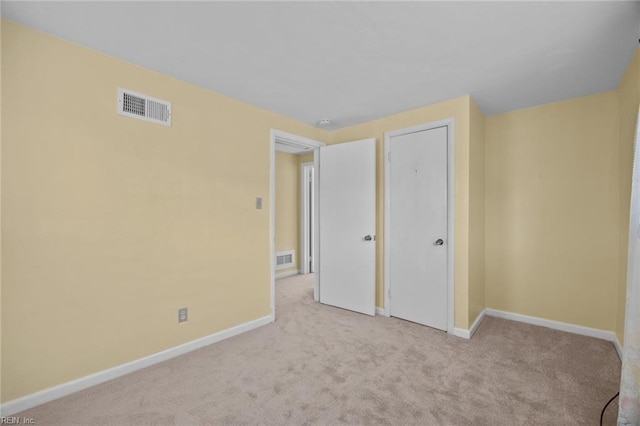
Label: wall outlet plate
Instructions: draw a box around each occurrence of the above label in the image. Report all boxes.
[178,307,188,323]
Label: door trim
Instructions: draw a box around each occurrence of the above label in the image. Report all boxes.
[300,162,315,275]
[270,130,325,321]
[383,118,455,334]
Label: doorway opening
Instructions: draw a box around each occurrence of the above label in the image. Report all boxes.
[270,130,324,321]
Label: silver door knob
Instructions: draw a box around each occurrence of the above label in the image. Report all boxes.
[435,239,444,246]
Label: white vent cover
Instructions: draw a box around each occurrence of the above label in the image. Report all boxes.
[275,250,295,270]
[117,88,172,126]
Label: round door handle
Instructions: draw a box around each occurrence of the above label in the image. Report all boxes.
[435,239,444,246]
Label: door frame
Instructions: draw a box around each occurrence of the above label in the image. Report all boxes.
[383,118,455,334]
[270,129,325,321]
[300,162,315,275]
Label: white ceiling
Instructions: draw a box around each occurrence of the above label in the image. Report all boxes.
[3,1,639,130]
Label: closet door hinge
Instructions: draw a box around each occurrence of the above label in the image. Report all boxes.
[387,152,391,162]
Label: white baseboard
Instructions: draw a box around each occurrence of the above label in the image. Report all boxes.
[0,314,273,417]
[613,334,623,361]
[451,308,623,360]
[469,308,486,337]
[485,308,621,359]
[451,309,486,339]
[375,307,386,316]
[452,327,471,339]
[275,269,299,279]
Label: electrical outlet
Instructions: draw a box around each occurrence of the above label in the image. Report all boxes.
[178,307,188,323]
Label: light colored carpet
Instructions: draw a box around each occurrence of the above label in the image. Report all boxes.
[17,274,621,425]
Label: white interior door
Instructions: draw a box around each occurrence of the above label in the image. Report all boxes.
[319,138,376,316]
[388,126,448,329]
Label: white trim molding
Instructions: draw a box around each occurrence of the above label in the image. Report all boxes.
[613,335,623,361]
[485,309,615,340]
[452,308,623,360]
[383,118,455,332]
[469,309,487,336]
[452,309,486,339]
[0,315,273,417]
[469,309,487,338]
[313,150,320,302]
[300,162,315,275]
[452,327,472,339]
[270,132,276,319]
[485,309,622,359]
[273,129,325,153]
[275,269,300,280]
[375,307,386,316]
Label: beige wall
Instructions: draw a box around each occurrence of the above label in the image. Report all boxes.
[485,91,620,331]
[1,20,329,402]
[468,98,486,326]
[3,16,637,406]
[331,96,473,328]
[617,48,640,345]
[275,152,300,273]
[299,153,314,164]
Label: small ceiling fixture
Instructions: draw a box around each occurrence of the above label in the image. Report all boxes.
[317,119,332,127]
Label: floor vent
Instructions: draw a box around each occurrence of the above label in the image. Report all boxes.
[275,250,295,270]
[118,88,172,126]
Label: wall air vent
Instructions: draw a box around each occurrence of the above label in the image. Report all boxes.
[275,250,295,270]
[117,88,172,126]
